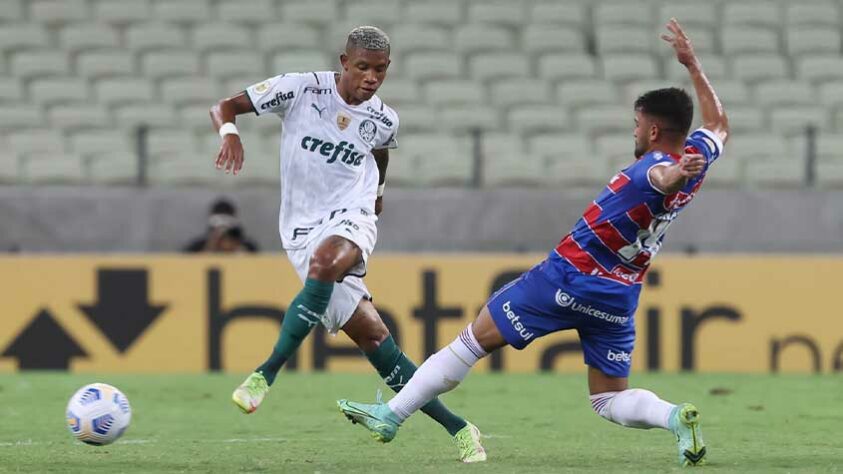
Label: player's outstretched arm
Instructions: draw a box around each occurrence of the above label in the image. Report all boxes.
[662,18,729,146]
[373,148,388,215]
[209,92,255,175]
[649,153,706,195]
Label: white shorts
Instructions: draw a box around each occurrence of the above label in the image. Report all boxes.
[285,208,378,333]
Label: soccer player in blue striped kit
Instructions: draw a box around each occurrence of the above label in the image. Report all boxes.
[338,19,729,467]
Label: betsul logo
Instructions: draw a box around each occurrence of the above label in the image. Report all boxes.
[555,290,574,307]
[607,349,631,363]
[501,301,534,342]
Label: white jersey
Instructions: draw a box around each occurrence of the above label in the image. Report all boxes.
[245,71,399,249]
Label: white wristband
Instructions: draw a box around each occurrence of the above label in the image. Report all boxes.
[219,122,239,138]
[377,182,386,197]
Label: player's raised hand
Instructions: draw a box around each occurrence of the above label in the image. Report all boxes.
[678,153,705,178]
[216,134,244,175]
[661,18,699,69]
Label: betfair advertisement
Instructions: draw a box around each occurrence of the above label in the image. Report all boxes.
[1,255,839,373]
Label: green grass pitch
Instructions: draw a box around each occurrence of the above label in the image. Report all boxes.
[1,372,840,473]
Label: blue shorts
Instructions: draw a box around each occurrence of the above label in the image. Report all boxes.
[487,264,637,378]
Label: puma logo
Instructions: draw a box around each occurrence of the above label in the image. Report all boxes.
[311,103,326,117]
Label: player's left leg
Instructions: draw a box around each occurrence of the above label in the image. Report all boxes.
[342,299,486,462]
[587,363,706,466]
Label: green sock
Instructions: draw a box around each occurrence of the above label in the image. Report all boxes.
[256,278,333,385]
[365,335,467,436]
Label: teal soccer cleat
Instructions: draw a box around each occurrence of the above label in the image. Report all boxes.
[670,403,707,466]
[337,398,401,443]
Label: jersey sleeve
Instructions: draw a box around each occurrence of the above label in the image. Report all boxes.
[373,103,399,150]
[627,153,673,195]
[684,127,724,164]
[244,73,304,117]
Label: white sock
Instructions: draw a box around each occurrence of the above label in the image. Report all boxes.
[590,388,675,430]
[388,327,487,421]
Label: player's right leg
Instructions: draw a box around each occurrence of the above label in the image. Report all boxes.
[585,351,706,466]
[232,235,360,414]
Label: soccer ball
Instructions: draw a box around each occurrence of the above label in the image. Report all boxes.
[66,383,132,446]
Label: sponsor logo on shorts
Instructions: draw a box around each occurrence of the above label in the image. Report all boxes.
[501,301,534,342]
[555,290,629,325]
[607,349,631,363]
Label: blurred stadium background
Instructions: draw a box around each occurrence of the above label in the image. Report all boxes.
[0,0,842,471]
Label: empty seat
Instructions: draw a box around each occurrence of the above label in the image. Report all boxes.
[470,53,529,81]
[467,2,526,26]
[206,52,265,79]
[179,105,216,130]
[48,105,112,129]
[596,26,653,54]
[146,129,198,155]
[507,105,570,135]
[271,51,332,74]
[423,80,485,106]
[730,55,788,82]
[558,80,620,109]
[192,23,251,51]
[10,51,70,77]
[0,0,23,21]
[718,133,786,162]
[0,78,22,103]
[0,151,20,183]
[601,54,659,83]
[59,24,119,52]
[744,161,804,187]
[0,106,43,129]
[96,78,155,104]
[32,0,89,23]
[375,79,421,105]
[217,0,275,22]
[721,27,780,55]
[393,105,436,132]
[390,24,451,53]
[786,27,840,56]
[816,163,843,188]
[0,25,50,51]
[664,54,726,80]
[438,106,500,132]
[594,2,653,26]
[529,134,606,185]
[785,3,840,26]
[142,51,200,78]
[685,80,750,106]
[819,82,843,107]
[114,104,178,127]
[8,130,66,154]
[797,56,843,83]
[490,79,551,107]
[755,81,815,107]
[257,23,321,52]
[88,152,138,184]
[25,153,86,183]
[655,27,715,56]
[529,2,587,27]
[147,153,224,185]
[94,0,151,23]
[702,155,741,188]
[770,107,828,135]
[160,77,219,106]
[381,142,418,186]
[403,134,472,185]
[577,106,632,136]
[76,51,135,77]
[403,2,463,26]
[280,0,339,25]
[794,133,843,162]
[537,54,598,81]
[596,134,636,170]
[658,3,717,29]
[30,78,89,104]
[623,79,692,107]
[343,1,402,23]
[126,23,186,50]
[70,129,133,156]
[454,25,514,54]
[404,52,462,80]
[152,0,211,22]
[724,2,782,28]
[725,106,766,133]
[479,133,538,185]
[523,25,585,54]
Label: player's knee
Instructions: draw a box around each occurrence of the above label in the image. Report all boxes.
[307,254,341,281]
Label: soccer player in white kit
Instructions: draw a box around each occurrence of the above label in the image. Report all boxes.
[209,26,485,463]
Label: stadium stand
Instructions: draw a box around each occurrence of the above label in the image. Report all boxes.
[0,0,841,188]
